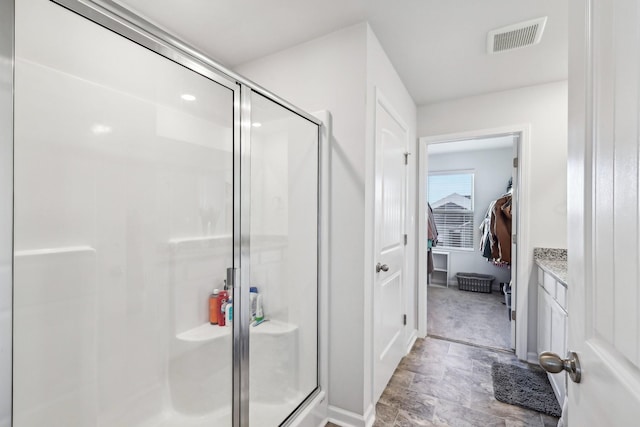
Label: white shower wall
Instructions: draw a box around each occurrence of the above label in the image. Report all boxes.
[14,0,233,425]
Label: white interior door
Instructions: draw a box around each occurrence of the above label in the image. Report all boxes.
[373,91,407,402]
[567,0,640,423]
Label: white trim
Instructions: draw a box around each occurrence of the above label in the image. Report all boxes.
[418,124,531,361]
[406,329,418,354]
[527,351,540,365]
[328,404,375,427]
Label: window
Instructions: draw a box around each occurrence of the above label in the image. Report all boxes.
[428,171,474,249]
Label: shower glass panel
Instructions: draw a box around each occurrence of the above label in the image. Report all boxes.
[248,92,319,425]
[13,1,235,426]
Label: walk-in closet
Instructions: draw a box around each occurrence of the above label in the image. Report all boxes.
[426,135,517,350]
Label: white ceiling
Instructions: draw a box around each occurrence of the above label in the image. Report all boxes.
[114,0,567,105]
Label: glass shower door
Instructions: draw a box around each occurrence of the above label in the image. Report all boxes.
[13,1,237,426]
[247,92,319,425]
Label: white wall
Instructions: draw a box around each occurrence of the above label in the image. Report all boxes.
[237,22,418,424]
[427,146,513,286]
[418,80,568,358]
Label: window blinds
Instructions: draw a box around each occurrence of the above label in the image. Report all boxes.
[428,172,474,249]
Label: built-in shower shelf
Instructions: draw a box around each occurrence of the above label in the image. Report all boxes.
[177,320,298,342]
[252,319,298,336]
[169,235,233,256]
[177,323,231,342]
[14,245,96,257]
[168,235,232,245]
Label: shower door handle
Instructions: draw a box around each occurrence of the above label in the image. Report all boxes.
[376,263,389,273]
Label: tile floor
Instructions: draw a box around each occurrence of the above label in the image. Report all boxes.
[327,337,559,427]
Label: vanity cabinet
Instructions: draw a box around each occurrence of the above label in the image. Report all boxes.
[537,265,568,405]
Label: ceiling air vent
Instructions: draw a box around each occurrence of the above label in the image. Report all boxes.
[487,17,547,54]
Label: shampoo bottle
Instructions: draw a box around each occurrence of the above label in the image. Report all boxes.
[255,294,264,322]
[249,287,258,321]
[209,289,220,325]
[218,290,229,327]
[225,299,233,326]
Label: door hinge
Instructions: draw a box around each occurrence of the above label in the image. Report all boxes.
[512,234,517,244]
[511,310,516,321]
[404,234,408,245]
[404,152,411,165]
[403,314,407,325]
[513,157,518,168]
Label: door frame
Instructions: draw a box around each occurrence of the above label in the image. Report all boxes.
[417,124,531,360]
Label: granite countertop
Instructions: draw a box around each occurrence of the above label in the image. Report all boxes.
[534,248,567,285]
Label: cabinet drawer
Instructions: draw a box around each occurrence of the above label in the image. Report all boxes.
[556,284,567,311]
[543,271,556,296]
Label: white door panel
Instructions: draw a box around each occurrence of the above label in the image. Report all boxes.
[568,0,640,423]
[373,92,407,403]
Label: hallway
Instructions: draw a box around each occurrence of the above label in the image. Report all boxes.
[367,337,558,426]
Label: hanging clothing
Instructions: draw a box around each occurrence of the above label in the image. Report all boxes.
[427,203,438,274]
[427,202,438,242]
[479,200,496,256]
[492,195,512,264]
[481,192,512,265]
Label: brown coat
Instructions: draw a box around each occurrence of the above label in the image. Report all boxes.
[491,195,512,263]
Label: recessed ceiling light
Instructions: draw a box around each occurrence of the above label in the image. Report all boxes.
[91,124,112,135]
[252,122,262,128]
[181,94,196,101]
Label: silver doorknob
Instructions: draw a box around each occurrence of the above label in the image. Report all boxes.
[376,263,389,273]
[539,351,582,383]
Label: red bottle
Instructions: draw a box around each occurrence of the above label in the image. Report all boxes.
[218,290,229,327]
[209,289,220,325]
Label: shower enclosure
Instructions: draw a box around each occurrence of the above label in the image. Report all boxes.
[3,0,325,426]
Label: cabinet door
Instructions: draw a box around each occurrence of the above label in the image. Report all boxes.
[537,286,552,354]
[550,302,567,401]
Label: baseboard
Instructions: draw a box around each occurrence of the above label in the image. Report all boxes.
[327,403,375,427]
[527,351,539,365]
[406,329,418,354]
[363,404,375,427]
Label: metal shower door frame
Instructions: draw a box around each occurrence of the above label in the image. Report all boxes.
[5,1,324,426]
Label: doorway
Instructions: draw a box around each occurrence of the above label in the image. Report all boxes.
[418,125,531,359]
